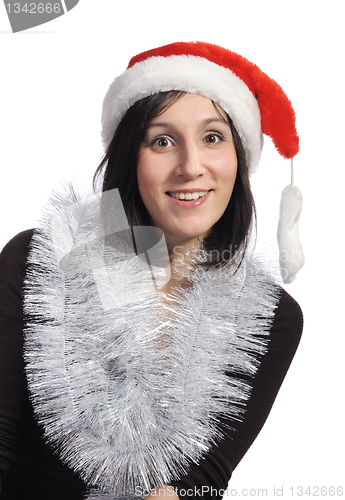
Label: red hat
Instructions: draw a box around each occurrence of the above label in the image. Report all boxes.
[101,41,299,175]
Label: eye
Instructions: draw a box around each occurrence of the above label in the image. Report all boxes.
[204,133,223,144]
[153,137,173,148]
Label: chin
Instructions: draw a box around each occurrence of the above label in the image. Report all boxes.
[165,229,210,249]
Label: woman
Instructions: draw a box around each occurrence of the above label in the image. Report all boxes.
[0,42,303,500]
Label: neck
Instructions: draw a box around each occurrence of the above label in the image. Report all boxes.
[157,238,202,297]
[167,234,203,261]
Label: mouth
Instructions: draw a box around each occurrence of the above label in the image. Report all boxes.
[167,190,211,201]
[166,189,212,209]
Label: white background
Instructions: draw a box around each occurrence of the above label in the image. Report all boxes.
[0,0,344,496]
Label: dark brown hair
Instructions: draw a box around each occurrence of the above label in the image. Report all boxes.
[93,91,255,267]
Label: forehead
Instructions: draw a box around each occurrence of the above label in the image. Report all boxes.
[151,92,228,123]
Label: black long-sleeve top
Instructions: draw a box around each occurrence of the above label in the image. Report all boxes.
[0,230,303,500]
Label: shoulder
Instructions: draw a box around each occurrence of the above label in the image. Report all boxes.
[251,285,303,404]
[1,229,35,255]
[0,229,35,264]
[0,229,35,293]
[270,286,303,356]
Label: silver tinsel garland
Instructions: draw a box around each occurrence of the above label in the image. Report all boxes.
[23,187,280,499]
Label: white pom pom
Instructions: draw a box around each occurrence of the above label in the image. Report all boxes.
[277,184,305,284]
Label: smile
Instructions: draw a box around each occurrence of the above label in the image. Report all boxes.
[166,190,212,208]
[167,190,210,201]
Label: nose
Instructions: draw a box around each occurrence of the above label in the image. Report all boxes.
[174,141,205,179]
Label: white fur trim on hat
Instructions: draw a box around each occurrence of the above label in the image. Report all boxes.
[101,55,263,174]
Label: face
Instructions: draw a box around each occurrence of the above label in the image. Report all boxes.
[137,93,238,251]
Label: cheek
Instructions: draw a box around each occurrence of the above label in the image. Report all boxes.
[136,154,153,198]
[137,154,165,212]
[218,152,238,189]
[136,167,146,197]
[137,150,171,193]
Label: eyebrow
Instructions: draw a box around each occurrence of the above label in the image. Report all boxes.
[146,117,227,130]
[201,117,228,127]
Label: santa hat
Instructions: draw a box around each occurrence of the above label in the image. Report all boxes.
[101,41,304,283]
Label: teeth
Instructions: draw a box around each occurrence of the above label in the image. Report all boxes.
[170,191,209,200]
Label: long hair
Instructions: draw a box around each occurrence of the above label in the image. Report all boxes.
[93,91,255,267]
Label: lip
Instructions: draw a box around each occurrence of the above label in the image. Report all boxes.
[166,190,212,209]
[167,188,210,194]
